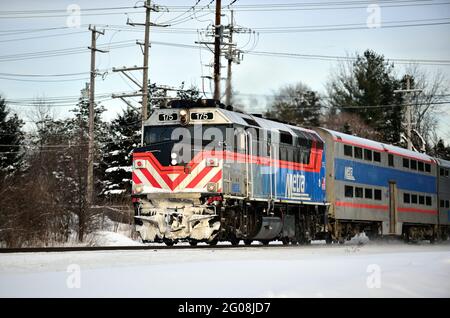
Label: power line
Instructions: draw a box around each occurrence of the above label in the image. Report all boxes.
[167,0,450,12]
[0,31,87,43]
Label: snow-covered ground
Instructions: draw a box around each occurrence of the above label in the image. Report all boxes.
[0,243,449,298]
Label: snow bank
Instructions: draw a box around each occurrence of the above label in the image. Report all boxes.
[89,231,142,247]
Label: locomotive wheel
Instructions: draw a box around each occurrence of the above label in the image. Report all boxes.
[260,240,270,246]
[230,237,240,246]
[208,238,218,246]
[325,234,333,245]
[189,240,198,246]
[281,238,289,245]
[163,239,174,246]
[244,239,253,245]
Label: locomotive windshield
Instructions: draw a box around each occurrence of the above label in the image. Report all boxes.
[142,125,229,166]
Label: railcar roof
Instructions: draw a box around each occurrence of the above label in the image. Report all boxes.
[435,158,450,168]
[219,109,323,143]
[320,128,434,162]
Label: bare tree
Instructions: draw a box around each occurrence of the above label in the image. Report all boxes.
[404,65,449,149]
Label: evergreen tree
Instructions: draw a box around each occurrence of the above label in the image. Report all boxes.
[0,96,24,176]
[433,139,450,160]
[265,82,322,127]
[100,106,141,197]
[177,82,200,101]
[327,50,404,143]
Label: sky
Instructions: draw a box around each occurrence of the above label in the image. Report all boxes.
[0,0,449,141]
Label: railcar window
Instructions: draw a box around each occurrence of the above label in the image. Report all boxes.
[426,196,432,206]
[404,193,410,204]
[418,161,424,171]
[354,147,363,159]
[411,160,417,170]
[411,194,418,204]
[425,163,431,173]
[388,154,394,167]
[419,195,425,205]
[344,145,353,157]
[403,158,410,168]
[441,200,445,208]
[374,189,382,200]
[364,149,372,161]
[440,168,445,176]
[373,152,381,162]
[446,200,450,208]
[365,188,373,199]
[355,187,363,198]
[242,117,260,127]
[446,170,449,177]
[280,131,293,145]
[345,185,354,198]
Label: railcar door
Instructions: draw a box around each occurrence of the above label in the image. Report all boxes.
[388,181,398,234]
[245,131,254,198]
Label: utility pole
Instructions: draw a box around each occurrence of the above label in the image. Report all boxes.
[225,10,233,106]
[197,8,251,104]
[213,0,222,101]
[111,1,167,145]
[394,75,422,151]
[87,24,107,206]
[141,0,151,123]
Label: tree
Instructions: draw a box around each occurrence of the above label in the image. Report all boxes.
[322,111,380,140]
[100,106,141,197]
[326,50,404,143]
[432,139,450,160]
[403,65,449,150]
[0,96,25,176]
[264,82,323,127]
[177,82,200,101]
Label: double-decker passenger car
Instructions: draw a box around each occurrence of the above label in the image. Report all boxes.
[315,128,439,242]
[437,159,450,239]
[132,100,328,245]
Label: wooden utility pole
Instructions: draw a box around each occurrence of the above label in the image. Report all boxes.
[141,0,151,122]
[225,10,233,106]
[87,25,107,206]
[111,1,167,145]
[213,0,222,101]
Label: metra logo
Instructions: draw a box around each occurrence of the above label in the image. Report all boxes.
[344,166,355,181]
[285,173,310,200]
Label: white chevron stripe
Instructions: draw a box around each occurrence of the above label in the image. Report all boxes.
[175,160,208,190]
[145,162,170,190]
[196,167,221,189]
[134,169,151,187]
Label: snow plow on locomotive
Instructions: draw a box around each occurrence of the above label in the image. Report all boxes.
[131,99,329,246]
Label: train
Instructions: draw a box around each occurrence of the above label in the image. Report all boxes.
[131,99,450,245]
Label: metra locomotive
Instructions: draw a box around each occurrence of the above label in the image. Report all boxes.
[131,99,450,245]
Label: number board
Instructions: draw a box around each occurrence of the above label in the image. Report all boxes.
[158,113,178,121]
[190,112,214,121]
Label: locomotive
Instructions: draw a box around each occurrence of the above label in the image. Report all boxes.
[131,99,450,245]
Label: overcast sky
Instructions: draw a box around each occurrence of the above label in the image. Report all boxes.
[0,0,449,140]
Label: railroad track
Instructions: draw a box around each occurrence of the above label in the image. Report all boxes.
[0,243,293,253]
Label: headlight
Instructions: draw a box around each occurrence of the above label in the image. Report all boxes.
[179,109,188,125]
[135,185,143,193]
